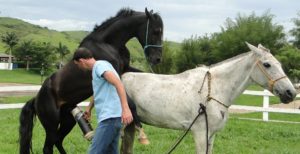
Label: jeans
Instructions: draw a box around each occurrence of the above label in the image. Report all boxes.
[89,117,122,154]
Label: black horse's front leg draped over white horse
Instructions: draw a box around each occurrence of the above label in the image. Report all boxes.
[19,8,164,154]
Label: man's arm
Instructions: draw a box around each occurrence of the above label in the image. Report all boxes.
[84,96,95,121]
[103,71,133,125]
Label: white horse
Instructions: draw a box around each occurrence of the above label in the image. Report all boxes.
[120,43,297,154]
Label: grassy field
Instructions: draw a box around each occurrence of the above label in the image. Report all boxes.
[1,69,300,153]
[0,109,300,154]
[0,69,42,84]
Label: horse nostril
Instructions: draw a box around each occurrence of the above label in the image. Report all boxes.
[286,90,293,99]
[156,58,161,63]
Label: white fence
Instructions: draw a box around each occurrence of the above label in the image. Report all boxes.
[231,89,300,121]
[0,86,300,121]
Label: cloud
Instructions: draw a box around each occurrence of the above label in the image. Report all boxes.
[1,0,299,42]
[22,19,93,31]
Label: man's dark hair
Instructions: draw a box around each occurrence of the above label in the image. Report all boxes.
[73,47,93,61]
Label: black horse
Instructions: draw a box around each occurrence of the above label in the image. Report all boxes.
[19,8,163,154]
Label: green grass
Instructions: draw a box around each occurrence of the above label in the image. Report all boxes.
[0,95,34,104]
[1,109,300,154]
[0,69,41,84]
[233,94,280,106]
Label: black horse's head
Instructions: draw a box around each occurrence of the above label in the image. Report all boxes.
[136,8,164,65]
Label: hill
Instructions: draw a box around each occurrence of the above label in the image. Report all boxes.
[0,17,181,70]
[0,17,85,53]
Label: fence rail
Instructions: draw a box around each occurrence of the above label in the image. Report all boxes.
[0,86,300,121]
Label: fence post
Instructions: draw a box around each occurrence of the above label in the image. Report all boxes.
[263,89,269,121]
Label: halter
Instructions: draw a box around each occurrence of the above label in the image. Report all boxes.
[255,59,287,92]
[143,19,163,73]
[143,19,163,52]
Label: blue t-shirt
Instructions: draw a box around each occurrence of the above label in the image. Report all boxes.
[92,60,122,123]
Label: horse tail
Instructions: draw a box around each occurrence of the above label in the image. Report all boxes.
[19,97,36,154]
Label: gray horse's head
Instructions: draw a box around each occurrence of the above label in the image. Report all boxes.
[247,42,297,103]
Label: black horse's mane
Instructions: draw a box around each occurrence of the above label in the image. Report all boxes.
[92,8,137,32]
[92,8,161,33]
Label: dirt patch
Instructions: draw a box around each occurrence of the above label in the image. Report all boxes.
[0,83,38,86]
[0,83,39,96]
[270,100,300,109]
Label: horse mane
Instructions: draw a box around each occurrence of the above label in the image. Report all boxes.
[209,51,252,68]
[92,8,136,32]
[92,8,161,32]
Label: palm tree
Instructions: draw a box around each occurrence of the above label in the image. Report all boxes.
[1,32,19,69]
[55,42,70,69]
[15,40,34,70]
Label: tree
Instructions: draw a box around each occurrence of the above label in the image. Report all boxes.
[15,41,57,74]
[14,40,35,70]
[33,42,57,74]
[55,42,70,69]
[176,35,215,73]
[276,45,300,82]
[213,11,285,62]
[1,32,19,69]
[290,12,300,49]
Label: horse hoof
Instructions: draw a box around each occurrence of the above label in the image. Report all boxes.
[138,137,150,145]
[84,131,94,141]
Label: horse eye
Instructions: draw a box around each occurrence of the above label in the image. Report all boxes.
[263,62,271,68]
[153,28,161,35]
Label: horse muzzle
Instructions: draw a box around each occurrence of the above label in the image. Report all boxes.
[147,51,162,65]
[275,89,297,104]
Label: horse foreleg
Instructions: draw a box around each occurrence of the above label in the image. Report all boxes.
[192,129,210,154]
[207,135,215,154]
[120,123,135,154]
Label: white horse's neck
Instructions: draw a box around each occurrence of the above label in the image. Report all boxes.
[208,51,257,107]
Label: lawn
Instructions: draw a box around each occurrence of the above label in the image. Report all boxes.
[1,69,300,153]
[0,69,42,84]
[0,109,300,154]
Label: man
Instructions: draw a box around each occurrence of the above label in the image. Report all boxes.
[73,47,133,154]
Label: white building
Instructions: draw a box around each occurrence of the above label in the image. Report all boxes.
[0,53,14,70]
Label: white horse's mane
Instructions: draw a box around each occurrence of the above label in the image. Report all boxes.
[209,51,252,68]
[194,51,253,70]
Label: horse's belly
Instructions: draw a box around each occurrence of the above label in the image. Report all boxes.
[135,99,198,130]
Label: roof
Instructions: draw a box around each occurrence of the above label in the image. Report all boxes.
[0,53,14,58]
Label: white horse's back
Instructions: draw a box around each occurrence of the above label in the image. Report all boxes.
[122,68,209,129]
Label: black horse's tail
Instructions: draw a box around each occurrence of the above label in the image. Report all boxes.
[19,97,36,154]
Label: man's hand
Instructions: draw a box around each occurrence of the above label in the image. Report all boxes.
[122,108,133,125]
[84,109,92,122]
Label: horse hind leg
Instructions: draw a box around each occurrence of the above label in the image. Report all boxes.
[36,88,60,154]
[55,106,76,154]
[120,123,135,154]
[127,94,149,145]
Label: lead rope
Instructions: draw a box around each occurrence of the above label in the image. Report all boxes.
[166,72,210,154]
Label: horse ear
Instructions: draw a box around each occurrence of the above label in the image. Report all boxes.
[145,7,154,20]
[258,44,270,53]
[246,42,262,56]
[246,42,257,51]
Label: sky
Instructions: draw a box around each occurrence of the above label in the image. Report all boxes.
[0,0,299,42]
